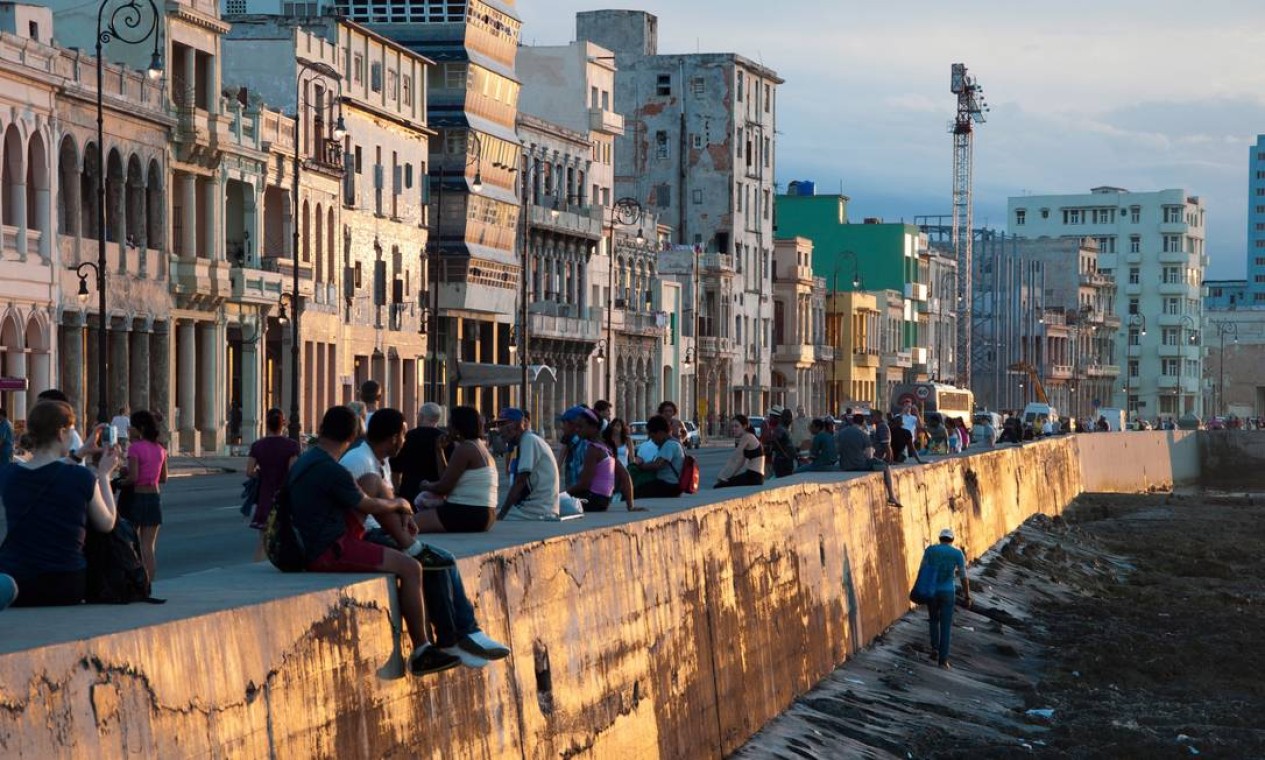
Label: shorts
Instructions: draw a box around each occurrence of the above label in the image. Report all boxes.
[581,492,612,511]
[307,532,387,573]
[436,503,496,533]
[9,569,87,607]
[122,491,163,527]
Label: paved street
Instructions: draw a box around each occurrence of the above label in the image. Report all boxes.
[150,444,741,579]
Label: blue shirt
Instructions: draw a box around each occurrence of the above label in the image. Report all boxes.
[288,447,365,562]
[650,439,685,484]
[922,543,966,594]
[0,461,97,577]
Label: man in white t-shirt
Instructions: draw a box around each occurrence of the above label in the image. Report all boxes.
[110,406,131,452]
[899,401,921,439]
[496,408,559,520]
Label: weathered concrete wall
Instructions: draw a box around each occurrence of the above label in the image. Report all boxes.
[1075,430,1201,493]
[0,436,1176,758]
[1199,430,1265,488]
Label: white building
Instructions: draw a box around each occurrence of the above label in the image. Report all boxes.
[1008,187,1206,420]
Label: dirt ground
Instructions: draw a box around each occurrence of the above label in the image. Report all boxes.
[734,492,1265,759]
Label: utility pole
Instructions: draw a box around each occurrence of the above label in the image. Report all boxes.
[949,63,988,390]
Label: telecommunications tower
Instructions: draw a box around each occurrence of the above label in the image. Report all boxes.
[949,63,987,388]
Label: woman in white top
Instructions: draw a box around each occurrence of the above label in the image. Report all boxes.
[416,406,499,533]
[714,415,765,489]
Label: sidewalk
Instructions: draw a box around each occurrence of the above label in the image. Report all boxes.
[167,454,246,478]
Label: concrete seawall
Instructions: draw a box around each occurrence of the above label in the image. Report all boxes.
[0,433,1201,758]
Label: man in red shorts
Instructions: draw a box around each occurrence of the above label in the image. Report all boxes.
[288,405,459,676]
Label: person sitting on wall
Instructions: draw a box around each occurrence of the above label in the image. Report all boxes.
[414,406,498,533]
[631,415,685,499]
[716,414,766,487]
[836,413,903,508]
[796,418,838,473]
[289,405,460,677]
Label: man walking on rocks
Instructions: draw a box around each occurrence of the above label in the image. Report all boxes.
[919,527,971,669]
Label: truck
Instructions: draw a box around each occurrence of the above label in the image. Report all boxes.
[1095,407,1126,432]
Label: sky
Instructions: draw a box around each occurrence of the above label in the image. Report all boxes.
[515,0,1265,280]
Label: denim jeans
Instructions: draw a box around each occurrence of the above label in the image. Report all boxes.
[928,590,956,664]
[419,544,478,647]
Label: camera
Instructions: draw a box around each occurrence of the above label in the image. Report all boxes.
[105,425,118,447]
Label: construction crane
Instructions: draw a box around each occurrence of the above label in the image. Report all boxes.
[949,63,988,389]
[1007,362,1048,404]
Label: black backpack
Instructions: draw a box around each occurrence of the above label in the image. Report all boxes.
[85,518,164,604]
[265,465,312,572]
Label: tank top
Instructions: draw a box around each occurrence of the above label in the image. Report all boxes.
[129,439,167,487]
[588,441,615,497]
[447,456,498,508]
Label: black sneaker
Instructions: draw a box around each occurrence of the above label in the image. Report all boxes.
[408,644,461,676]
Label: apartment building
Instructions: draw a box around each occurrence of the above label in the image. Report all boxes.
[1246,136,1265,306]
[1008,187,1206,420]
[770,237,829,416]
[576,9,781,420]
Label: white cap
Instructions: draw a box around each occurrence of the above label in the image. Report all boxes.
[939,528,955,541]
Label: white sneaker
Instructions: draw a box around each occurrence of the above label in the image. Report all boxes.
[441,645,489,669]
[459,631,511,660]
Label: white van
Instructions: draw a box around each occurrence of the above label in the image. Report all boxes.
[1023,403,1058,436]
[972,411,1002,445]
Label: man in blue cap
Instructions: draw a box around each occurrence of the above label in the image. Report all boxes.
[558,405,591,491]
[496,408,559,520]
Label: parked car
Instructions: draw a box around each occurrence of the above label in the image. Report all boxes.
[747,415,766,440]
[683,420,701,448]
[629,421,649,446]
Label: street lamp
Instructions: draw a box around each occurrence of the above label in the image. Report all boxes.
[1211,320,1238,417]
[1178,314,1198,417]
[1123,312,1147,422]
[287,59,345,441]
[426,129,483,403]
[92,0,163,424]
[936,270,957,381]
[607,197,644,403]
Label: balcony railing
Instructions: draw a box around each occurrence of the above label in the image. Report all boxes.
[698,336,737,356]
[1049,364,1073,379]
[772,343,813,365]
[699,253,735,272]
[1086,363,1120,377]
[587,107,625,135]
[814,344,835,361]
[904,282,928,301]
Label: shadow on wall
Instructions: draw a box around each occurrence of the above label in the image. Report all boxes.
[1199,430,1265,489]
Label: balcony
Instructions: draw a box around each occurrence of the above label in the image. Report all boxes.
[617,310,666,338]
[887,350,914,369]
[1123,282,1141,295]
[1158,281,1194,295]
[1157,344,1194,358]
[699,253,735,273]
[698,336,738,357]
[1085,364,1120,377]
[587,107,625,135]
[170,256,235,309]
[1049,364,1073,379]
[773,343,814,365]
[1079,272,1113,287]
[1158,222,1188,234]
[773,264,814,285]
[260,256,315,297]
[904,282,928,301]
[1124,251,1142,264]
[852,349,879,368]
[814,344,835,361]
[1158,248,1191,263]
[528,203,603,239]
[230,265,285,305]
[529,310,601,342]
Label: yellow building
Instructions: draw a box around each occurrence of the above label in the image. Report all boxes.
[826,290,881,413]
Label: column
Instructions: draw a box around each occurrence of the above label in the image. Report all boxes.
[149,323,171,447]
[109,321,129,416]
[85,320,101,424]
[130,323,151,412]
[203,177,221,261]
[240,325,261,445]
[390,353,403,410]
[8,349,26,420]
[13,174,26,260]
[180,173,197,258]
[29,329,50,401]
[177,320,197,452]
[199,320,222,451]
[61,320,83,425]
[35,175,50,261]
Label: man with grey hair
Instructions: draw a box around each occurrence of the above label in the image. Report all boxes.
[391,403,448,504]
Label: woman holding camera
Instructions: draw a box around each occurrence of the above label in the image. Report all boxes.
[116,410,166,580]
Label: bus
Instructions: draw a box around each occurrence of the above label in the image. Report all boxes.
[889,382,975,430]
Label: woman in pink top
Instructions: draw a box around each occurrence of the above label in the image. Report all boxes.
[118,409,167,580]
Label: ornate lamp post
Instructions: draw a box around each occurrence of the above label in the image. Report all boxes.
[287,60,346,441]
[607,197,644,403]
[88,0,163,423]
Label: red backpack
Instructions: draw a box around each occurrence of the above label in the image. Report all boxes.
[678,453,700,495]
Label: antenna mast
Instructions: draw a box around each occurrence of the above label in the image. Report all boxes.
[949,63,987,388]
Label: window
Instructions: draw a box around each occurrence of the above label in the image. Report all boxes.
[1128,329,1140,346]
[1128,360,1139,378]
[736,182,743,212]
[1163,205,1183,223]
[656,74,671,97]
[1130,206,1140,223]
[602,90,609,109]
[1015,209,1026,226]
[443,64,465,89]
[763,136,770,168]
[402,76,412,106]
[1091,208,1114,224]
[353,54,364,84]
[1162,234,1182,253]
[354,145,363,174]
[1162,327,1180,346]
[1063,208,1083,224]
[1162,358,1180,376]
[371,62,382,93]
[692,134,703,149]
[28,20,39,41]
[1128,266,1140,284]
[387,70,398,99]
[736,128,743,157]
[691,77,704,95]
[764,83,771,112]
[692,189,703,205]
[1162,297,1179,315]
[1128,297,1139,314]
[590,86,599,108]
[763,189,770,219]
[1094,235,1116,253]
[655,130,669,159]
[736,71,744,100]
[404,163,414,189]
[1129,235,1140,253]
[1162,265,1181,284]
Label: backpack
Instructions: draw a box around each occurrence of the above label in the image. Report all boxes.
[85,518,164,604]
[678,453,700,495]
[265,479,308,572]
